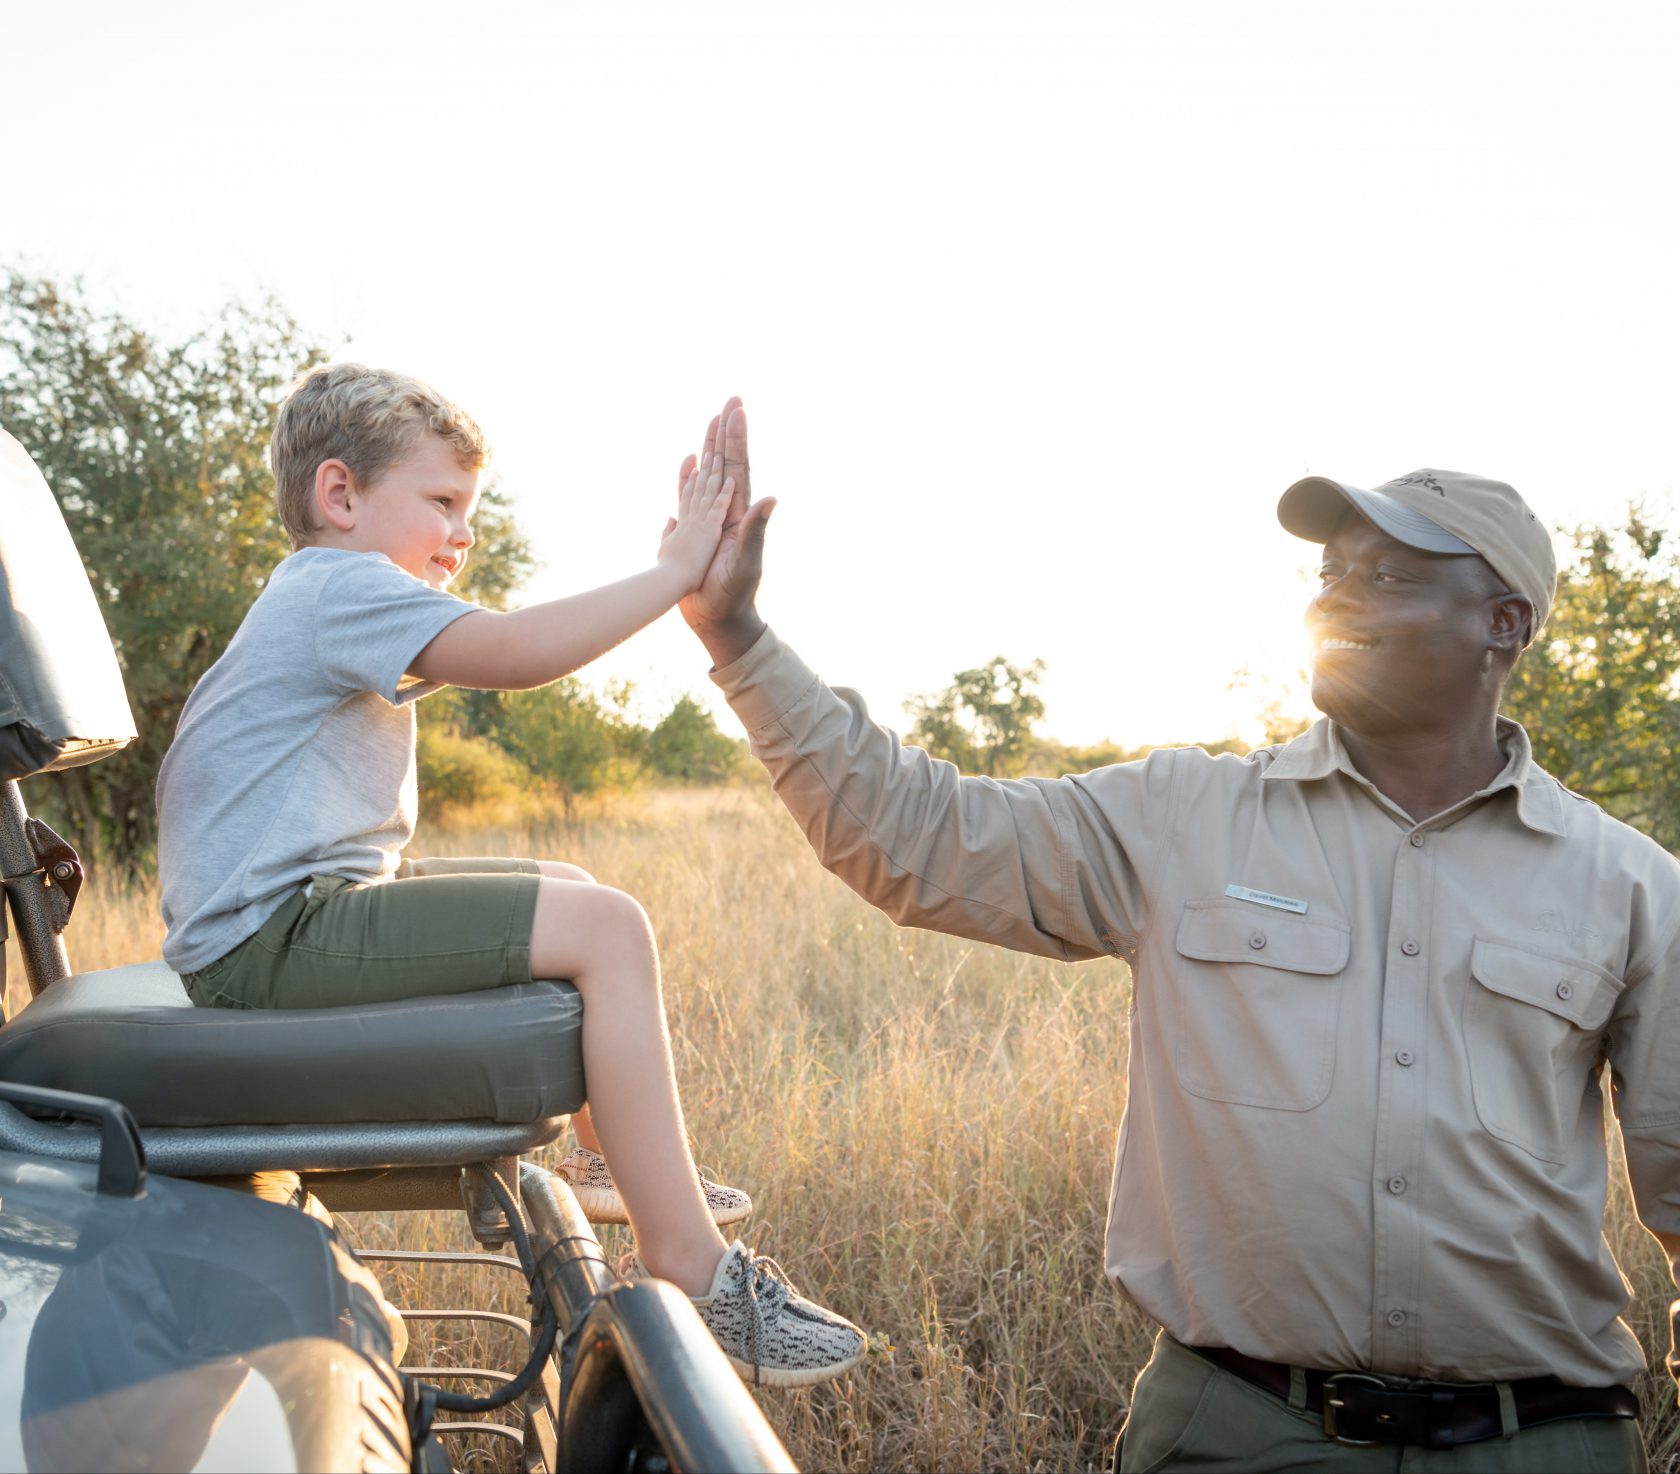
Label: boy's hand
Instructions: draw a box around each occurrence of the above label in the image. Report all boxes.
[657,440,733,592]
[679,397,774,667]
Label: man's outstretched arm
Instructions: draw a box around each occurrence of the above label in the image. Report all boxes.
[678,399,1170,964]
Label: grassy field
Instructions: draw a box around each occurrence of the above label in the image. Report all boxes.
[5,784,1677,1472]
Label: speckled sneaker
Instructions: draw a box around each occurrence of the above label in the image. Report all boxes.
[556,1146,752,1226]
[621,1242,867,1388]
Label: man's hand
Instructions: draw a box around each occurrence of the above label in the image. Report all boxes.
[678,396,774,668]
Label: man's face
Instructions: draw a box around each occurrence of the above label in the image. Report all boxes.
[347,432,480,589]
[1306,511,1507,736]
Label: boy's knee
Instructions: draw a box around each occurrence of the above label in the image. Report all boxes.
[536,860,595,884]
[534,876,650,941]
[529,879,657,984]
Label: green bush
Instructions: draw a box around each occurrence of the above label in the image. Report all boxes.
[644,696,743,783]
[494,681,637,808]
[416,723,536,813]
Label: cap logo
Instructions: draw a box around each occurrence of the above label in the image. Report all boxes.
[1391,473,1446,496]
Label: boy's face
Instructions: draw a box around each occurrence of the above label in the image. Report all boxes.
[344,432,481,589]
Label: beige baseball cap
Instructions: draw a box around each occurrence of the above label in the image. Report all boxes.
[1277,468,1557,643]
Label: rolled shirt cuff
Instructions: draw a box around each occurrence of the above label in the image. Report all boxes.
[707,624,821,735]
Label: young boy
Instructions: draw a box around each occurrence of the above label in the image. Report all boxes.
[155,363,865,1387]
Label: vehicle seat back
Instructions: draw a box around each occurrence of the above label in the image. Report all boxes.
[0,426,136,781]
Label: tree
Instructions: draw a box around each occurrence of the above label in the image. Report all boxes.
[3,273,323,862]
[906,657,1047,777]
[1,271,533,863]
[644,695,742,783]
[494,680,639,809]
[1503,510,1680,848]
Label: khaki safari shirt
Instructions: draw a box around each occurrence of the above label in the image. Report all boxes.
[714,627,1680,1395]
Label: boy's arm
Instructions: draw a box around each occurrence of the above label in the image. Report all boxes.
[410,450,732,690]
[412,566,689,690]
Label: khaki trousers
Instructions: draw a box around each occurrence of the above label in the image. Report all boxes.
[1116,1334,1648,1474]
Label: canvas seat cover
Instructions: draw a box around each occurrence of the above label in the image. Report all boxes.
[0,961,585,1127]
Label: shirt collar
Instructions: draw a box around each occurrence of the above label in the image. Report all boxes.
[1261,716,1567,837]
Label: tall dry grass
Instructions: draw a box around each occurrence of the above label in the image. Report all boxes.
[5,785,1676,1471]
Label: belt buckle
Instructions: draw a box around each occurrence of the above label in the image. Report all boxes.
[1322,1372,1392,1446]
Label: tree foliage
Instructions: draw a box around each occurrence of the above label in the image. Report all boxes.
[1,271,536,863]
[418,684,744,814]
[492,680,641,811]
[644,695,743,783]
[1503,510,1680,848]
[3,273,326,861]
[907,656,1047,777]
[415,721,535,812]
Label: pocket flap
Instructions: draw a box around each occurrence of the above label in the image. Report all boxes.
[1176,901,1350,975]
[1469,939,1620,1030]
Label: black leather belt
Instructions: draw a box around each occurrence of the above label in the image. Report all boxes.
[1189,1344,1640,1449]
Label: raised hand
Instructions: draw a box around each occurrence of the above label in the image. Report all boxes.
[679,397,774,666]
[657,435,733,592]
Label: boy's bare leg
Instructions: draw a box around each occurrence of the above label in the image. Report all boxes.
[529,876,727,1295]
[530,861,607,1156]
[569,1103,603,1155]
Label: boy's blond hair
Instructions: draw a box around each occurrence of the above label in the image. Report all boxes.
[271,363,490,549]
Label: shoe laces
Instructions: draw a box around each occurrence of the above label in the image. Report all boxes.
[732,1251,794,1383]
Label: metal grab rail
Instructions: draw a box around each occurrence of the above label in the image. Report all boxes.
[430,1420,523,1446]
[360,1248,525,1273]
[399,1308,531,1335]
[520,1161,796,1474]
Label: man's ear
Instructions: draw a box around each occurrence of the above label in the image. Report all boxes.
[314,459,357,533]
[1489,592,1534,655]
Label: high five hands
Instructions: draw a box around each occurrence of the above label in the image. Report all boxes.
[676,396,774,667]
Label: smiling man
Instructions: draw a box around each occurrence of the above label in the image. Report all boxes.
[682,405,1678,1473]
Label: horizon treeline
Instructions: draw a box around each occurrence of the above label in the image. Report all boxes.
[7,271,1680,863]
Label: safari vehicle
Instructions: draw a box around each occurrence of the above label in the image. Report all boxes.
[0,425,795,1473]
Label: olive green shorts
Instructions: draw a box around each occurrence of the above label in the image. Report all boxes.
[183,856,544,1011]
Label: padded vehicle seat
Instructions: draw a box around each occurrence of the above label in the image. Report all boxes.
[0,960,584,1127]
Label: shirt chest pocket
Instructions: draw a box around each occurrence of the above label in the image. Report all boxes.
[1464,939,1621,1165]
[1171,900,1351,1111]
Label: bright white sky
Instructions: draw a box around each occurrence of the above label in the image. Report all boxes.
[4,1,1677,746]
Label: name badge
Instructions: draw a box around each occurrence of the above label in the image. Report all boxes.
[1225,884,1308,915]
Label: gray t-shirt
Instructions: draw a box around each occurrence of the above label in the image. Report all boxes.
[157,547,478,973]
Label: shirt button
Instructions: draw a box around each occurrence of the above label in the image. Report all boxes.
[1387,1309,1407,1328]
[1387,1175,1407,1195]
[1401,939,1420,956]
[1409,834,1424,847]
[1249,932,1266,950]
[1395,1049,1415,1066]
[1556,980,1574,1000]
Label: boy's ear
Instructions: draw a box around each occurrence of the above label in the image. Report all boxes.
[314,459,358,533]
